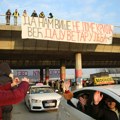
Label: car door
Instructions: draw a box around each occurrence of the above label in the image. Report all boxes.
[57,98,95,120]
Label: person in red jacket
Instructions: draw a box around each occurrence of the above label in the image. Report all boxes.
[0,77,29,120]
[0,62,14,120]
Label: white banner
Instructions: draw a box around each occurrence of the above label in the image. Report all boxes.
[22,16,114,44]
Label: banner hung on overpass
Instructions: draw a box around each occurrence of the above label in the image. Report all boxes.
[22,16,114,44]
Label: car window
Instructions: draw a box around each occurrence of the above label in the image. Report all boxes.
[78,89,120,119]
[66,88,120,120]
[67,90,94,118]
[30,87,54,94]
[98,92,120,112]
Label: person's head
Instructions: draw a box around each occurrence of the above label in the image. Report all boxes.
[15,9,17,12]
[0,62,13,84]
[0,62,11,76]
[105,97,117,110]
[78,93,89,105]
[24,10,26,13]
[49,13,53,17]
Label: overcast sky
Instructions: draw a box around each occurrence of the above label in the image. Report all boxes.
[0,0,120,26]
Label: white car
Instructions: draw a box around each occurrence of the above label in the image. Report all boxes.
[57,84,120,120]
[25,84,62,111]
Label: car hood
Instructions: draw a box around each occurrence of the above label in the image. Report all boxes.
[30,93,62,100]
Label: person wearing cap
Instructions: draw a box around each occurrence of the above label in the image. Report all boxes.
[0,62,14,120]
[93,91,120,120]
[0,77,29,120]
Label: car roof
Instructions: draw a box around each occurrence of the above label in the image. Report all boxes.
[90,85,120,96]
[30,85,50,88]
[74,84,120,102]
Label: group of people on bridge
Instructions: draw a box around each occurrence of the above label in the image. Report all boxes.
[5,9,54,25]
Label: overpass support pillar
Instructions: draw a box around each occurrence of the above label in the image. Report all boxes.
[60,62,66,92]
[45,67,49,85]
[75,53,83,89]
[60,61,66,81]
[40,68,43,83]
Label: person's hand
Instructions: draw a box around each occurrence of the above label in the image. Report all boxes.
[21,77,29,83]
[9,73,14,79]
[94,91,103,105]
[11,77,20,87]
[64,80,70,91]
[79,97,87,106]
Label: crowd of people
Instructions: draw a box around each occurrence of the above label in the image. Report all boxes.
[5,9,54,25]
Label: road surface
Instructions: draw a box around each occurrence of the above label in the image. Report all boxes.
[12,101,58,120]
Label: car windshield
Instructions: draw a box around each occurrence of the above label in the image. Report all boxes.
[30,87,54,94]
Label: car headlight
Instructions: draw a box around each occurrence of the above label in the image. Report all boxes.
[31,99,41,103]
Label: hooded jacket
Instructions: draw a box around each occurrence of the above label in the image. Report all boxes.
[0,81,29,120]
[0,62,13,120]
[0,62,12,84]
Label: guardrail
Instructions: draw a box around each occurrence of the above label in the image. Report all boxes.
[0,15,120,34]
[0,15,21,25]
[113,26,120,34]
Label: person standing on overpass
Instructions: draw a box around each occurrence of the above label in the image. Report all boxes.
[5,9,11,25]
[13,9,20,25]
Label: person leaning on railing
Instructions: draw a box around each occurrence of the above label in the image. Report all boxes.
[12,9,20,26]
[22,10,28,17]
[5,9,11,25]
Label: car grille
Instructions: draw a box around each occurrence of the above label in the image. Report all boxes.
[33,106,42,109]
[42,100,57,108]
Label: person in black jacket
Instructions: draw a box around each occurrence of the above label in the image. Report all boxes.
[93,91,120,120]
[31,10,38,17]
[48,13,53,18]
[77,93,89,113]
[5,9,11,25]
[0,62,14,120]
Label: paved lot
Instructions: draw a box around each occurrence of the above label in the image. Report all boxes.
[12,101,58,120]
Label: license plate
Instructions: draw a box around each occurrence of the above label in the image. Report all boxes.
[45,103,55,106]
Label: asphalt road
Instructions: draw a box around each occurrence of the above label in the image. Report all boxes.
[11,101,58,120]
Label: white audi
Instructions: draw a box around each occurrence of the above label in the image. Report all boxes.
[25,84,62,111]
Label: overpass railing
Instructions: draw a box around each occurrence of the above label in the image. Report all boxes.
[0,14,21,25]
[0,14,120,34]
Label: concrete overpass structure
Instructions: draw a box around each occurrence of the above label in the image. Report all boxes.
[0,24,120,69]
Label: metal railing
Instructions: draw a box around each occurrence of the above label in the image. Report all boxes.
[0,14,21,25]
[0,15,120,34]
[113,26,120,34]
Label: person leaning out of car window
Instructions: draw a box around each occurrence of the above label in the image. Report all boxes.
[76,93,89,113]
[63,80,92,116]
[93,91,120,120]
